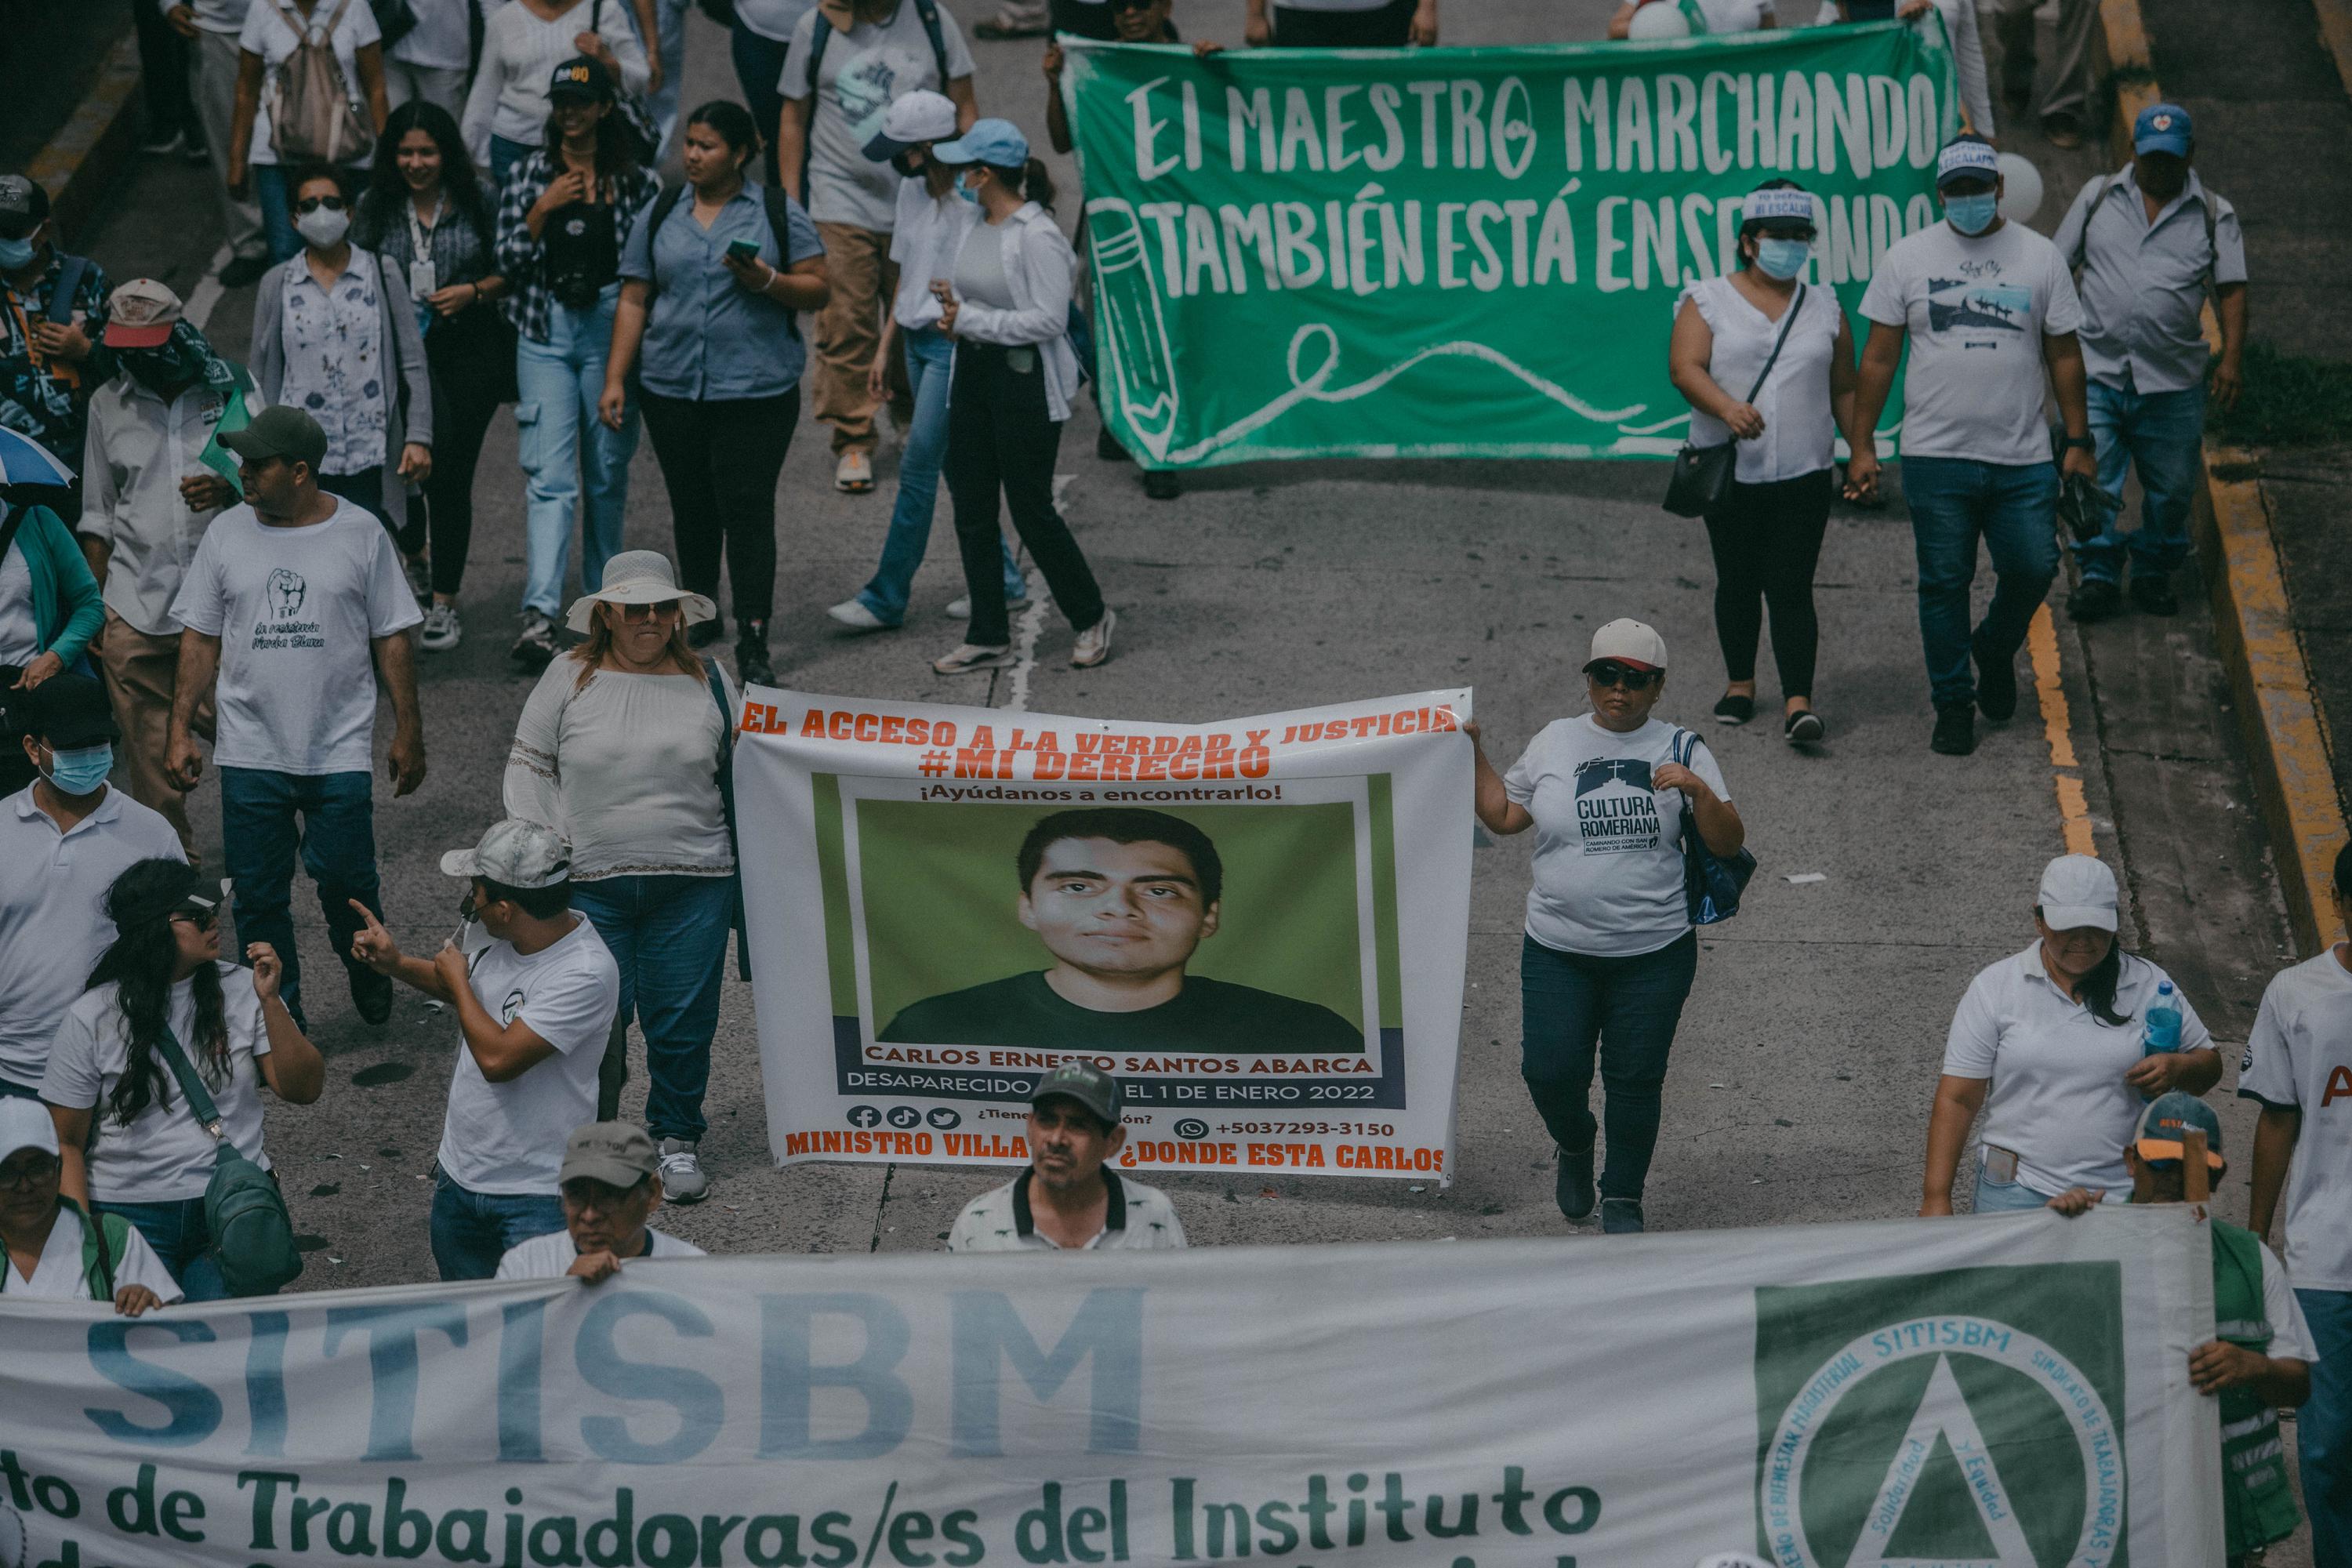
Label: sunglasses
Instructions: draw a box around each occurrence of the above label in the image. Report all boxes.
[170,904,221,931]
[294,195,348,214]
[0,1153,61,1190]
[1587,662,1661,691]
[617,600,681,622]
[1109,0,1158,10]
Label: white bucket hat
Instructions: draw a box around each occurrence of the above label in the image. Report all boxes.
[564,550,717,635]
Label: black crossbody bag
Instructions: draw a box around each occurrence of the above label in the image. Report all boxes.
[1664,284,1805,520]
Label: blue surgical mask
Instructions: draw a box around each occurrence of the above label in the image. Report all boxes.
[1755,238,1810,280]
[41,742,112,797]
[1944,193,1999,236]
[956,174,980,205]
[0,235,35,270]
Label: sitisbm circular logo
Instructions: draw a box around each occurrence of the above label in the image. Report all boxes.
[1759,1315,2123,1568]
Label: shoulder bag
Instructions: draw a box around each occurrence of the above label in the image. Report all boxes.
[1672,728,1756,924]
[1663,281,1806,520]
[154,1024,303,1298]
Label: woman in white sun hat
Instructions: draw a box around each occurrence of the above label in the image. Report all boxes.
[503,549,739,1205]
[1921,852,2221,1216]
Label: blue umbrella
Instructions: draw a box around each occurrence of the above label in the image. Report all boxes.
[0,426,74,488]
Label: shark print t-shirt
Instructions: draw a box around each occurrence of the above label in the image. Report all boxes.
[1503,715,1730,958]
[1860,219,2082,466]
[169,499,423,775]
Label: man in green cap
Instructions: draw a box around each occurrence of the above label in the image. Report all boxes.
[2046,1091,2312,1566]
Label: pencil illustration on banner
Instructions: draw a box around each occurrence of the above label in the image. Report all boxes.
[1086,198,1180,464]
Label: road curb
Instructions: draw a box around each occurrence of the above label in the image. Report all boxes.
[2091,0,2348,953]
[27,35,144,247]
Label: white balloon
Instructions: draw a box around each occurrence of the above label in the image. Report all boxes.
[1627,2,1693,38]
[1996,151,2045,223]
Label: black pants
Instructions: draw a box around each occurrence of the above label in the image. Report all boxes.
[320,466,387,523]
[1272,0,1416,46]
[639,387,799,626]
[0,666,34,799]
[132,0,198,142]
[945,344,1104,649]
[406,358,504,595]
[1702,468,1834,699]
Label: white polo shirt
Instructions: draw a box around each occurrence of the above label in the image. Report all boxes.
[2,1205,184,1303]
[948,1168,1187,1252]
[493,1227,705,1279]
[0,785,186,1091]
[1942,943,2212,1199]
[2238,947,2352,1292]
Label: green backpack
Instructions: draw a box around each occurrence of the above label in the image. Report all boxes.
[154,1026,303,1297]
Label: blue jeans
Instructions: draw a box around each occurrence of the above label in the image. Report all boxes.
[570,874,733,1144]
[2299,1287,2352,1565]
[1900,457,2060,712]
[858,328,1024,625]
[2074,379,2203,584]
[516,285,639,618]
[488,134,537,194]
[220,767,380,1019]
[644,0,688,165]
[1518,931,1698,1204]
[429,1165,566,1282]
[96,1196,228,1302]
[1970,1167,2060,1212]
[252,164,299,262]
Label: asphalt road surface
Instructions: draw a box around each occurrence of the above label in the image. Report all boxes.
[67,0,2299,1287]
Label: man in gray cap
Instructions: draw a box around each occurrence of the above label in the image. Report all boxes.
[494,1120,706,1280]
[167,404,424,1029]
[350,818,620,1279]
[946,1062,1185,1251]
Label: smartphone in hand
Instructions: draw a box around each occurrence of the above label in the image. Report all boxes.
[726,238,763,263]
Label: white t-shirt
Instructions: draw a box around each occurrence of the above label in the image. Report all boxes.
[1679,277,1841,483]
[42,965,277,1205]
[888,177,978,329]
[1502,715,1730,958]
[2255,1243,2319,1362]
[169,499,423,776]
[783,2,975,232]
[1859,218,2082,465]
[1942,944,2212,1199]
[2,1207,185,1304]
[390,0,473,71]
[0,787,187,1091]
[1695,0,1775,30]
[435,918,621,1196]
[2238,948,2352,1291]
[237,0,383,168]
[493,1225,706,1279]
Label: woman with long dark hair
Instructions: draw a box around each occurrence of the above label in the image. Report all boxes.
[601,100,828,686]
[927,120,1116,676]
[354,100,510,652]
[1922,853,2221,1215]
[503,552,735,1204]
[39,858,324,1301]
[492,56,659,672]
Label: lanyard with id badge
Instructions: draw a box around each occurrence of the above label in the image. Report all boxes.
[406,196,442,332]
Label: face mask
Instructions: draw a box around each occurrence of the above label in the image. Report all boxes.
[0,235,34,270]
[1754,238,1810,280]
[296,205,350,249]
[40,743,112,797]
[2137,154,2188,200]
[125,336,206,395]
[454,891,494,954]
[956,174,981,205]
[890,151,923,179]
[1944,193,1998,236]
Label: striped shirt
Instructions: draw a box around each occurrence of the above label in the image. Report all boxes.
[459,0,649,162]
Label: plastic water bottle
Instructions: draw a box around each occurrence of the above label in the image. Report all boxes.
[2143,981,2183,1056]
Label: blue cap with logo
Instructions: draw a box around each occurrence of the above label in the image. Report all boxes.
[2133,103,2194,157]
[932,118,1030,169]
[2135,1091,2225,1171]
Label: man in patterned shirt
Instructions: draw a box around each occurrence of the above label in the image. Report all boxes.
[946,1062,1186,1252]
[0,176,110,517]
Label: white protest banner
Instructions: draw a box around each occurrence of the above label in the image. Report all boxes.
[731,691,1472,1182]
[0,1210,2220,1566]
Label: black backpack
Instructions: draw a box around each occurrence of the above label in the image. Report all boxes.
[642,182,809,340]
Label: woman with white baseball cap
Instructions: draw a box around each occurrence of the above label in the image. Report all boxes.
[1921,852,2221,1215]
[0,1095,181,1311]
[1467,618,1744,1235]
[502,550,738,1205]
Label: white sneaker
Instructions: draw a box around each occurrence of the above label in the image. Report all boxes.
[1071,607,1117,668]
[932,642,1016,674]
[659,1138,710,1203]
[419,601,462,652]
[828,598,893,630]
[946,593,1031,620]
[835,450,875,492]
[511,610,557,670]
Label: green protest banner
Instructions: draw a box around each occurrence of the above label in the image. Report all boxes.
[1061,21,1958,470]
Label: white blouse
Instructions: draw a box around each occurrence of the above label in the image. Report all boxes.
[1679,274,1842,484]
[503,659,737,881]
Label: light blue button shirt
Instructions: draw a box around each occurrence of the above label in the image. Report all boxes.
[620,185,826,401]
[2052,167,2247,394]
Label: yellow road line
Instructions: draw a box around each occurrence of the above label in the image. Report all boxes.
[2027,605,2097,857]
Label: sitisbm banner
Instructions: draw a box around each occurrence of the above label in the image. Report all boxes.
[1062,22,1958,469]
[733,690,1471,1181]
[0,1210,2222,1567]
